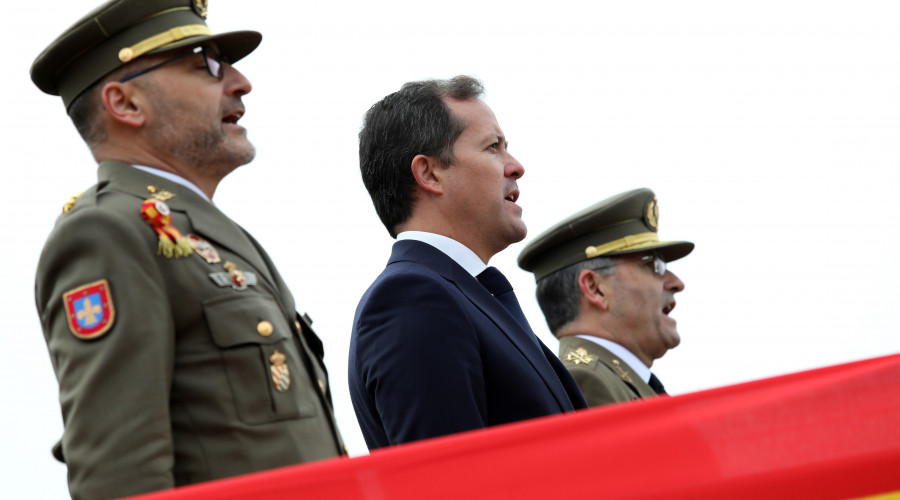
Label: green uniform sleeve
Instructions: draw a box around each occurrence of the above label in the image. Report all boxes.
[36,205,176,499]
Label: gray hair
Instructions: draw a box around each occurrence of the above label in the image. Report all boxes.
[535,257,615,334]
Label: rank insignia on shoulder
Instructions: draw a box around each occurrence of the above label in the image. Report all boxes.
[62,191,84,214]
[187,235,221,264]
[565,347,595,365]
[63,279,115,339]
[208,261,257,290]
[270,350,291,392]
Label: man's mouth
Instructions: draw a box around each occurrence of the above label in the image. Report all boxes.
[505,190,519,203]
[223,110,244,124]
[663,301,676,315]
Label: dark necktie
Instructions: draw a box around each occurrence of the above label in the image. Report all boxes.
[476,267,539,344]
[648,373,667,395]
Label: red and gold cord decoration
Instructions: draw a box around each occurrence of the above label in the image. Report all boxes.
[140,188,194,259]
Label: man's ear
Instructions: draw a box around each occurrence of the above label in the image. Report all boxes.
[578,269,610,311]
[410,154,444,195]
[100,81,146,128]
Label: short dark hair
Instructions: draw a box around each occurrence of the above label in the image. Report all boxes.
[358,75,484,237]
[66,56,160,148]
[536,257,615,334]
[68,80,107,146]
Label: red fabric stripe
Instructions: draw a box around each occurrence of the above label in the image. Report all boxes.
[128,352,900,500]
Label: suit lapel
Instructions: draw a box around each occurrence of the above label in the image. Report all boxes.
[390,240,574,411]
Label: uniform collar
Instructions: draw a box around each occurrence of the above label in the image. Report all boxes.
[576,335,651,383]
[131,165,212,203]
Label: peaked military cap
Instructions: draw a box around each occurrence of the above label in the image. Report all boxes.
[31,0,262,110]
[518,188,694,282]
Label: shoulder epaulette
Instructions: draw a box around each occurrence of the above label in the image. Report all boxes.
[62,191,85,214]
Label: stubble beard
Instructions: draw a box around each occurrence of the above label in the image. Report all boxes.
[149,93,256,178]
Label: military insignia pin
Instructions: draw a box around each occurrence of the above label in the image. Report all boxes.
[140,197,194,259]
[565,347,595,365]
[270,350,291,392]
[62,191,84,214]
[612,359,635,383]
[208,261,257,290]
[644,196,660,231]
[187,235,221,264]
[193,0,209,18]
[63,279,115,339]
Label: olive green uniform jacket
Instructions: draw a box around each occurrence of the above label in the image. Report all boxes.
[35,162,344,500]
[558,336,658,408]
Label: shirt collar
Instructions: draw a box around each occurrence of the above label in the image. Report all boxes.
[576,335,652,383]
[132,165,212,203]
[397,231,488,277]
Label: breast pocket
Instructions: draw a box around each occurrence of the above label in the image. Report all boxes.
[203,295,317,425]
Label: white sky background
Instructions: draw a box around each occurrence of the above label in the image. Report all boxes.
[3,1,900,497]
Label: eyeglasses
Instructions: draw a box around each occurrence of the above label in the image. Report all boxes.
[119,45,228,83]
[590,254,667,277]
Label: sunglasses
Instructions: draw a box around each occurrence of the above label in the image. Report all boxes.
[119,45,227,83]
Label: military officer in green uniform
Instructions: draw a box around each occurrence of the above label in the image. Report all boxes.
[30,1,344,498]
[518,188,693,407]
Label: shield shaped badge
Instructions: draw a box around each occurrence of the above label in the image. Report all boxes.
[63,279,115,339]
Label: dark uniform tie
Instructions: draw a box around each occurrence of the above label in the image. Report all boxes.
[476,267,541,350]
[648,373,667,395]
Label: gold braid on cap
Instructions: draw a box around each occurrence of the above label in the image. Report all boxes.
[585,232,659,259]
[119,24,213,62]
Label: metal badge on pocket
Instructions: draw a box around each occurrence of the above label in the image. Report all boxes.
[270,350,291,392]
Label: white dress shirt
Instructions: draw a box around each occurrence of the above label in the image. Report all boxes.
[396,231,487,277]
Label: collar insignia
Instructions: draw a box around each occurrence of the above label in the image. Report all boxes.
[565,347,595,365]
[612,359,635,383]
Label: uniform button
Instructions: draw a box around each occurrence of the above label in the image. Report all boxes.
[318,379,326,394]
[294,320,303,334]
[257,320,274,337]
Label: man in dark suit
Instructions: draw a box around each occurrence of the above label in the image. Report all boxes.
[518,188,693,407]
[350,76,587,449]
[30,1,344,498]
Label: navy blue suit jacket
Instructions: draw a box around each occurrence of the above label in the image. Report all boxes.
[349,240,587,449]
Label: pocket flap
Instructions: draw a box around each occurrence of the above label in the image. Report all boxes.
[204,295,289,347]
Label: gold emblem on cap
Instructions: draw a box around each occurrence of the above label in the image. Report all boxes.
[257,320,273,337]
[645,197,659,231]
[194,0,209,18]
